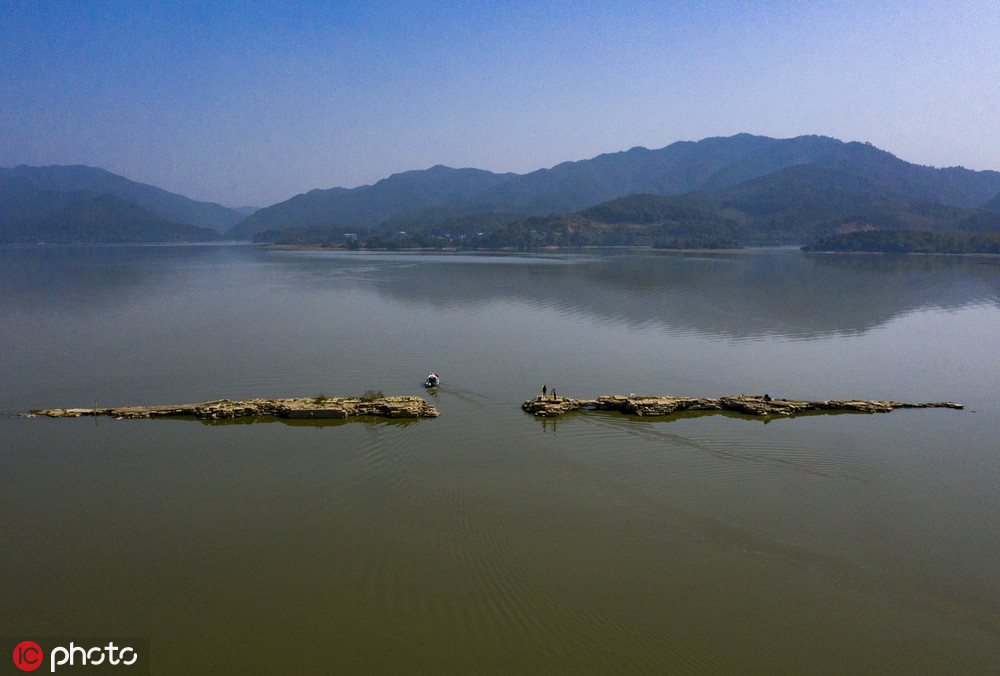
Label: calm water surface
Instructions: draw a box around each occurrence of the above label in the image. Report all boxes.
[2,245,999,673]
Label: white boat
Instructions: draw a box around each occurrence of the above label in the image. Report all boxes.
[423,373,440,388]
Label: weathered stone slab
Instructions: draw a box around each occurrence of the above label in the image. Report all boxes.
[522,394,962,418]
[25,396,440,421]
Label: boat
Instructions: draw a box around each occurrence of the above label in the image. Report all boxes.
[423,373,440,388]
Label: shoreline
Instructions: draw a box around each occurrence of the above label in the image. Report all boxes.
[261,243,761,255]
[260,243,1000,257]
[803,249,1000,258]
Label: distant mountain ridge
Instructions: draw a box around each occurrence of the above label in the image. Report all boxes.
[229,165,515,240]
[1,165,244,233]
[1,193,221,243]
[5,134,1000,246]
[226,134,1000,240]
[451,161,1000,249]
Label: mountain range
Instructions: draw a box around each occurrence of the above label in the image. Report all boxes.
[4,134,1000,245]
[230,134,1000,244]
[0,165,243,243]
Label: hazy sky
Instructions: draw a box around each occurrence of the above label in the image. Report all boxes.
[2,1,998,208]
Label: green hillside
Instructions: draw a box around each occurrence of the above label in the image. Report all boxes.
[228,166,515,240]
[229,134,1000,240]
[7,135,1000,247]
[252,163,1000,249]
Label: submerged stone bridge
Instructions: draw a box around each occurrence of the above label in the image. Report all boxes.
[22,393,963,422]
[25,396,440,421]
[521,394,963,418]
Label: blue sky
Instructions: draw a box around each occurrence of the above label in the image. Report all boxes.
[2,0,998,207]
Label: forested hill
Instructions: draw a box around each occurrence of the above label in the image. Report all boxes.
[0,192,221,244]
[226,165,515,240]
[691,164,1000,243]
[0,165,244,233]
[982,191,1000,212]
[228,134,1000,240]
[6,134,1000,246]
[253,164,1000,249]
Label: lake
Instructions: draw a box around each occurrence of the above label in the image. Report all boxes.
[2,245,998,673]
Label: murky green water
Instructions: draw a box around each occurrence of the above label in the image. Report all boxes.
[2,245,998,673]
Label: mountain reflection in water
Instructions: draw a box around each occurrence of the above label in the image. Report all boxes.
[2,244,998,673]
